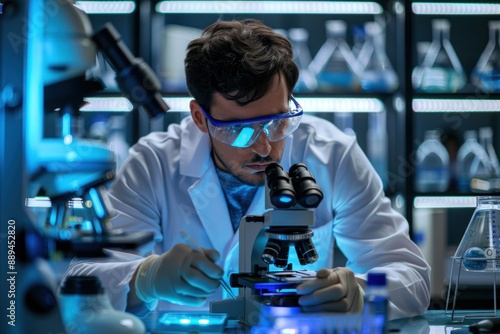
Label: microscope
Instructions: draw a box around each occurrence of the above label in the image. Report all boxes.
[211,162,324,326]
[0,1,168,333]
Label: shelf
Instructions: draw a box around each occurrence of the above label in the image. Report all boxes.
[155,1,383,15]
[81,96,386,113]
[76,1,136,14]
[412,98,500,113]
[413,196,476,209]
[412,2,500,16]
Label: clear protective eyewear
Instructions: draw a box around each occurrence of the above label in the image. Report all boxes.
[200,96,303,148]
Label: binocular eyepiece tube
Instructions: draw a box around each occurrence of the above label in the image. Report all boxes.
[265,162,323,209]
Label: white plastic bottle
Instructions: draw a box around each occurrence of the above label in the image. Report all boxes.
[58,276,145,334]
[415,130,450,193]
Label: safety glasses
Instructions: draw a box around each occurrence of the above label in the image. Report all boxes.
[200,96,303,148]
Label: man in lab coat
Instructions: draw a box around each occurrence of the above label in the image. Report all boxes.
[65,19,430,320]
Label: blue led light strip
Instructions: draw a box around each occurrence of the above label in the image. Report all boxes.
[156,1,382,15]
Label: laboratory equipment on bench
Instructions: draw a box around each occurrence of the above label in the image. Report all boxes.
[446,196,500,321]
[0,0,169,333]
[362,272,389,334]
[58,276,145,334]
[412,19,466,93]
[210,162,323,326]
[471,21,500,93]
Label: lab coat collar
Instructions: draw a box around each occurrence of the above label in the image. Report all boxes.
[179,117,212,178]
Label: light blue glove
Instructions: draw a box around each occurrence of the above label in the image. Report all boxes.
[296,267,365,313]
[135,243,224,306]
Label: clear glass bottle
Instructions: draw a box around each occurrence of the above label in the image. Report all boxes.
[454,196,500,272]
[456,130,492,193]
[413,19,466,92]
[309,20,362,92]
[471,21,500,92]
[289,28,318,93]
[415,130,450,193]
[357,21,398,93]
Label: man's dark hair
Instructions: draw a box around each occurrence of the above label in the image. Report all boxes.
[185,19,299,111]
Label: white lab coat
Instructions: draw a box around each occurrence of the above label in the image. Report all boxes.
[65,114,430,320]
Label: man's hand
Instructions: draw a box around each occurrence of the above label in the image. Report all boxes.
[296,267,364,313]
[134,243,224,306]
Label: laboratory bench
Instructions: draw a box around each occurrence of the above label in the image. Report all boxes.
[139,310,490,334]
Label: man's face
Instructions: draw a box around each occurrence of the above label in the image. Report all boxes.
[191,75,290,186]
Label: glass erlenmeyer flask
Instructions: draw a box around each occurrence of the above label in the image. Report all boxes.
[411,41,431,92]
[471,21,500,92]
[289,28,318,93]
[351,24,366,59]
[454,196,500,272]
[415,130,450,193]
[357,21,398,93]
[456,130,493,193]
[413,19,466,92]
[309,20,362,92]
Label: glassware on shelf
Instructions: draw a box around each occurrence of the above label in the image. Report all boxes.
[289,28,318,93]
[415,130,450,193]
[456,130,493,193]
[479,127,500,178]
[471,21,500,93]
[309,20,362,92]
[411,41,431,92]
[446,196,499,321]
[356,21,398,93]
[412,19,466,93]
[351,24,366,59]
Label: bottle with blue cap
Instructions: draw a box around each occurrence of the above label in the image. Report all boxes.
[363,272,388,334]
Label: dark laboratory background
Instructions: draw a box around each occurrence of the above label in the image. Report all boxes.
[43,0,500,311]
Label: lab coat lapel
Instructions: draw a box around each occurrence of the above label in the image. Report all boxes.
[180,120,234,256]
[187,171,233,256]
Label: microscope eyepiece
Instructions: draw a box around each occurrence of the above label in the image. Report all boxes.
[289,163,324,208]
[265,163,297,208]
